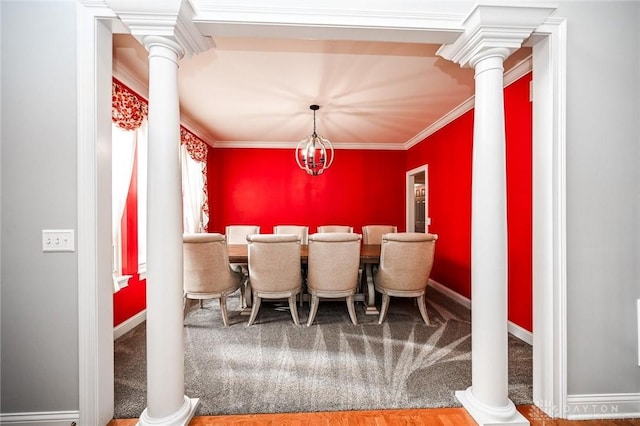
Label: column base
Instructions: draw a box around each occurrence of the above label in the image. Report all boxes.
[456,388,529,426]
[137,396,199,426]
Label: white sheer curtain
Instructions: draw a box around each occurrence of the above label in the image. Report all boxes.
[112,123,137,290]
[136,119,148,278]
[181,143,206,233]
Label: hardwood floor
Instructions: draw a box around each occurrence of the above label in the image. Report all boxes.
[108,405,640,425]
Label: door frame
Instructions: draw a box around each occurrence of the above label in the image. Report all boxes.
[76,3,567,424]
[406,164,429,233]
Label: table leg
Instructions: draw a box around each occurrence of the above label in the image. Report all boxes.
[363,263,379,315]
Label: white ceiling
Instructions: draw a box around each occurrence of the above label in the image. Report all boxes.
[113,34,531,149]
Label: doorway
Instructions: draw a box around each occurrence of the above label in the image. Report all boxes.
[77,5,566,424]
[406,164,429,233]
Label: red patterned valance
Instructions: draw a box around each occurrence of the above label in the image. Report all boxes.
[112,79,148,131]
[180,127,208,163]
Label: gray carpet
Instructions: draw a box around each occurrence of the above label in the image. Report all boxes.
[114,288,532,418]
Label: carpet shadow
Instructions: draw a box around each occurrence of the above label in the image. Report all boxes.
[114,287,532,417]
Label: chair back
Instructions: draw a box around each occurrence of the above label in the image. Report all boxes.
[247,234,302,293]
[183,233,238,294]
[377,232,437,292]
[317,225,354,233]
[307,233,361,293]
[362,225,397,245]
[225,225,260,245]
[274,225,309,244]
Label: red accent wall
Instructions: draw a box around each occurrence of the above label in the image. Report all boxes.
[407,73,533,331]
[208,148,407,235]
[114,74,532,332]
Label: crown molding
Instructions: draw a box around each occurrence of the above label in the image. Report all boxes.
[211,140,405,151]
[405,54,532,149]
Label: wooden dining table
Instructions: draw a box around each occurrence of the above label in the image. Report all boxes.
[227,244,382,315]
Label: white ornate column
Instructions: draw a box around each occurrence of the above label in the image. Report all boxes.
[104,2,214,425]
[438,4,554,426]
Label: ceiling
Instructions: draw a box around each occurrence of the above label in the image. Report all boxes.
[113,34,531,150]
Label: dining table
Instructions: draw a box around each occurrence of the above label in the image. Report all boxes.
[227,244,382,315]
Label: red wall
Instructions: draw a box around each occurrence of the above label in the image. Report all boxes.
[208,148,407,234]
[407,73,533,331]
[114,74,533,332]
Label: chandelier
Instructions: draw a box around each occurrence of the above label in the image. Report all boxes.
[295,104,334,176]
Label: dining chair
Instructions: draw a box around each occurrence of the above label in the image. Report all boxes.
[225,225,260,244]
[362,225,398,245]
[317,225,354,233]
[374,232,438,325]
[306,232,362,326]
[183,233,243,326]
[246,234,303,325]
[225,225,260,308]
[274,225,309,245]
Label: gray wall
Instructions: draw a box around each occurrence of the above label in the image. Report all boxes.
[558,1,640,394]
[1,0,79,413]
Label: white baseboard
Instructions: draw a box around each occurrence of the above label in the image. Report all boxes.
[0,410,79,426]
[114,309,146,340]
[428,279,533,345]
[565,393,640,420]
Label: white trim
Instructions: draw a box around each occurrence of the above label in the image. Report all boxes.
[429,279,471,309]
[531,16,568,419]
[564,394,640,421]
[114,309,147,340]
[428,279,533,346]
[0,411,79,426]
[210,140,406,150]
[77,3,116,426]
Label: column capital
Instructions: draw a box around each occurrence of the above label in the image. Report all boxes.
[105,0,214,57]
[437,3,555,68]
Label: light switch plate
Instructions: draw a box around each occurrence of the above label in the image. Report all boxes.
[42,229,75,252]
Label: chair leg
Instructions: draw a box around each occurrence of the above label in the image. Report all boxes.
[219,296,230,326]
[416,294,431,325]
[307,294,320,326]
[346,295,358,325]
[288,295,300,325]
[199,299,204,309]
[243,275,252,308]
[378,293,391,324]
[246,295,261,326]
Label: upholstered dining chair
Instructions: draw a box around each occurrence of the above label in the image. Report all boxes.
[246,234,303,326]
[306,232,362,326]
[274,225,309,245]
[225,225,260,244]
[374,232,438,325]
[362,225,398,245]
[317,225,354,233]
[183,233,243,326]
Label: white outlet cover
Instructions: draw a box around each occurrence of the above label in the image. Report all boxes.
[42,229,75,252]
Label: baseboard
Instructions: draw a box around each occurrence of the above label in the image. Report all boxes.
[565,393,640,420]
[0,410,79,425]
[114,309,146,340]
[428,279,533,345]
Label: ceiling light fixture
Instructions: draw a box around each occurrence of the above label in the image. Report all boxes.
[295,104,334,176]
